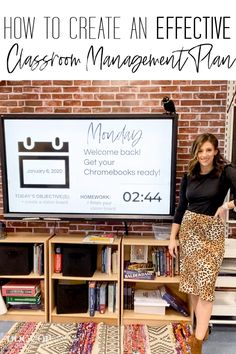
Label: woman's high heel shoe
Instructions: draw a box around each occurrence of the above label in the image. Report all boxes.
[189,335,203,354]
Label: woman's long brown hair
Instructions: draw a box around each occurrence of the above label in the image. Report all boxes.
[188,133,227,177]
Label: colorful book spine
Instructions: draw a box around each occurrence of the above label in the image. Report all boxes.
[156,249,160,276]
[95,282,101,311]
[6,294,41,304]
[8,304,42,310]
[159,247,164,276]
[124,269,155,280]
[88,281,96,317]
[99,282,107,314]
[166,248,170,276]
[101,246,106,273]
[2,285,40,297]
[174,250,180,275]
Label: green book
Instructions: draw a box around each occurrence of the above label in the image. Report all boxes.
[6,294,41,304]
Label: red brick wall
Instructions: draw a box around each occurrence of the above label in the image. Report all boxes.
[0,80,234,236]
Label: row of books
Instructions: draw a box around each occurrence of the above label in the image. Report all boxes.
[151,246,179,277]
[2,279,43,310]
[101,246,118,275]
[123,283,135,310]
[88,281,118,316]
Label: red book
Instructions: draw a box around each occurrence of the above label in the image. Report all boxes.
[2,280,40,297]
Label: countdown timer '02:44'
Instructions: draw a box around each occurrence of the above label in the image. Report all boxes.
[123,192,162,202]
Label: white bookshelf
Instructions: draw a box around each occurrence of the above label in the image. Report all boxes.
[211,238,236,325]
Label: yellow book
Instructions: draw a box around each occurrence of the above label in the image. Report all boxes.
[83,233,114,244]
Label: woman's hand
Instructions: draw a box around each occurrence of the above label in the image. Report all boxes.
[214,205,227,223]
[168,238,178,258]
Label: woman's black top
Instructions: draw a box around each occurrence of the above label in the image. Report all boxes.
[173,164,236,225]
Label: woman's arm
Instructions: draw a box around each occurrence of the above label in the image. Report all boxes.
[168,223,180,257]
[214,165,236,221]
[169,174,188,257]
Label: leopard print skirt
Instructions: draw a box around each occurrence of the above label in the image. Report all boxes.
[179,210,225,302]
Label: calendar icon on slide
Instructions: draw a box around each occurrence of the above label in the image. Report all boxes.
[18,137,70,188]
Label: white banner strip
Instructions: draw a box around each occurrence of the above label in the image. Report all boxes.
[0,0,236,79]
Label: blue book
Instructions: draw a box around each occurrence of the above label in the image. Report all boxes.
[160,286,189,317]
[95,282,101,311]
[159,247,164,276]
[101,246,106,273]
[88,281,96,317]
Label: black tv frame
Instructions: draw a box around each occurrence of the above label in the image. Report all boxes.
[0,114,178,221]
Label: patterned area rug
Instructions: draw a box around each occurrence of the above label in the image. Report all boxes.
[0,322,191,354]
[69,322,120,354]
[0,322,77,354]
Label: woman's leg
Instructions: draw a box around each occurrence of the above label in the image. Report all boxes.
[194,297,213,340]
[190,294,199,313]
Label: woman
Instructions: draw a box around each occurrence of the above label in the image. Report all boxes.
[168,133,236,354]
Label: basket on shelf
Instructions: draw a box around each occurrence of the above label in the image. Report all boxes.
[152,224,171,240]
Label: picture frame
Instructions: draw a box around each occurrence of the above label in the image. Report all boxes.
[130,245,148,263]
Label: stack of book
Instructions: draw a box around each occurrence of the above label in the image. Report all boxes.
[124,261,155,280]
[2,280,42,310]
[134,289,169,315]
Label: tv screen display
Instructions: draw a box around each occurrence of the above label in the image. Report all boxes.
[0,114,177,220]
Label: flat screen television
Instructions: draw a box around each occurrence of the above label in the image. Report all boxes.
[0,114,177,220]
